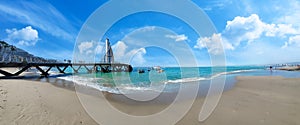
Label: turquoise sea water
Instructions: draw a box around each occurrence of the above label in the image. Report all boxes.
[57,65,300,94]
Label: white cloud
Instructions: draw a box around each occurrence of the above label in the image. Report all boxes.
[224,14,266,46]
[194,33,234,55]
[78,41,94,54]
[129,48,147,65]
[282,35,300,48]
[111,41,147,65]
[135,26,156,32]
[75,41,106,63]
[112,41,128,58]
[287,35,299,46]
[95,43,104,54]
[165,34,188,42]
[201,0,233,11]
[0,1,75,41]
[5,26,39,46]
[223,14,299,47]
[264,24,298,37]
[77,40,147,64]
[281,42,289,49]
[217,10,300,64]
[121,26,199,66]
[86,50,93,55]
[268,0,300,26]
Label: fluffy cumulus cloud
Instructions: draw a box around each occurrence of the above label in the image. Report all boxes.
[128,48,147,65]
[264,24,298,37]
[223,14,298,46]
[193,14,300,55]
[77,40,146,64]
[282,35,300,48]
[165,34,188,42]
[241,0,300,27]
[78,41,94,54]
[194,33,234,55]
[5,26,39,46]
[95,43,104,54]
[112,41,146,65]
[78,40,105,55]
[223,14,265,46]
[75,40,106,62]
[112,41,128,58]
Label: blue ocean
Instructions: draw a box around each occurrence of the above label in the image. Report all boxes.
[58,66,300,94]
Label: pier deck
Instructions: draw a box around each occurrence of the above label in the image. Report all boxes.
[0,62,133,78]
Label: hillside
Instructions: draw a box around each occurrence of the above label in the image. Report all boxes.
[0,40,57,63]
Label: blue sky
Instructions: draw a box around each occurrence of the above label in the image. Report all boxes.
[1,0,300,66]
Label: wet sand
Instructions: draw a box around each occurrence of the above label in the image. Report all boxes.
[178,76,300,125]
[0,76,300,125]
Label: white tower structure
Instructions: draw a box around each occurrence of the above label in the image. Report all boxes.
[104,38,114,63]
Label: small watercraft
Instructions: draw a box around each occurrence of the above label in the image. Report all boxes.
[138,69,145,73]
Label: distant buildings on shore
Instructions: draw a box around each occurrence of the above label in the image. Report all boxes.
[272,63,300,67]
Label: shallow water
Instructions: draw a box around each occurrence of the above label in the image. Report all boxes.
[58,66,270,94]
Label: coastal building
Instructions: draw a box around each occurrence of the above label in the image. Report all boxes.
[103,38,114,63]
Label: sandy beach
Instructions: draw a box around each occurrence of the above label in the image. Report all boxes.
[178,76,300,125]
[1,76,300,125]
[0,79,98,125]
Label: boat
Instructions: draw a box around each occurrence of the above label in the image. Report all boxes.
[152,66,164,73]
[138,69,145,73]
[152,66,161,70]
[157,69,164,73]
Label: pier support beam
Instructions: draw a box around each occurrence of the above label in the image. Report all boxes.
[35,66,49,76]
[0,63,133,78]
[56,66,68,73]
[14,65,31,76]
[71,65,81,73]
[83,65,93,73]
[0,69,14,77]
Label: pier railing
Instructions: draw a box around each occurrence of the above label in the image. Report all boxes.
[0,62,133,78]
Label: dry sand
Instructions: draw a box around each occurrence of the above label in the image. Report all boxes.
[0,76,300,125]
[0,79,98,125]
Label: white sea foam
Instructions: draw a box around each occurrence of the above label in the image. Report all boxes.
[210,69,255,79]
[58,69,257,94]
[166,77,207,84]
[165,69,256,84]
[58,75,161,94]
[116,85,164,94]
[58,75,119,93]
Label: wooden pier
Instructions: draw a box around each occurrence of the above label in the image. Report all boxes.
[0,62,133,78]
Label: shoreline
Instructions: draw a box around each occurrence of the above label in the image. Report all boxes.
[277,66,300,71]
[1,74,300,124]
[177,76,300,125]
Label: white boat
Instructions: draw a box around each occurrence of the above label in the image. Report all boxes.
[152,66,161,70]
